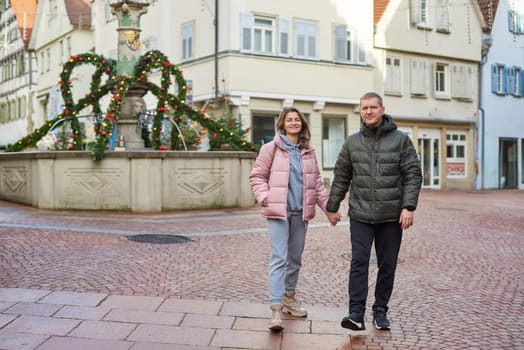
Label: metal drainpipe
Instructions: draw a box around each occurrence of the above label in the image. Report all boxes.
[214,0,219,98]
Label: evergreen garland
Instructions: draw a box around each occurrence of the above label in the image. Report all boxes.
[6,50,256,161]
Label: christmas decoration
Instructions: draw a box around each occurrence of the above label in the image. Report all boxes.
[6,50,256,161]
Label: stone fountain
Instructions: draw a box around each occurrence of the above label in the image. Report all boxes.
[0,0,256,212]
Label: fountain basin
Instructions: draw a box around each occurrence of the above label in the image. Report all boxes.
[0,150,256,212]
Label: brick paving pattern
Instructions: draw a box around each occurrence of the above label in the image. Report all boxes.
[0,190,523,349]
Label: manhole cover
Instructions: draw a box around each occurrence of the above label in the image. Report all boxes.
[127,234,191,244]
[339,253,404,264]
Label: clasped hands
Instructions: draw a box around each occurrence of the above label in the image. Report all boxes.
[326,211,341,226]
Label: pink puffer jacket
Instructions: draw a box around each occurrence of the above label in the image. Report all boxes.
[249,134,329,221]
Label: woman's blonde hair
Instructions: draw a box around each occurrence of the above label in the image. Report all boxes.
[275,107,311,149]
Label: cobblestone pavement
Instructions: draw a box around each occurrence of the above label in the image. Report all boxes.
[0,190,522,349]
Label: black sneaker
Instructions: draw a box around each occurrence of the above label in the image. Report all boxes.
[341,311,365,331]
[372,310,390,330]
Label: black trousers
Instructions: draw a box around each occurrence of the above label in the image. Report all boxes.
[348,218,403,314]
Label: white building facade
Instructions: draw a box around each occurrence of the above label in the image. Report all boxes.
[478,0,524,189]
[0,0,38,149]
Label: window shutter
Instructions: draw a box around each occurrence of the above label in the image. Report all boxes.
[355,31,366,63]
[308,35,316,58]
[240,13,254,51]
[278,18,290,56]
[334,24,347,61]
[410,58,426,95]
[521,69,524,96]
[451,64,462,98]
[491,64,498,93]
[436,0,450,31]
[410,0,420,23]
[508,10,514,32]
[464,66,473,99]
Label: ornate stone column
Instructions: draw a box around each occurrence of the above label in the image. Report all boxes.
[109,0,150,149]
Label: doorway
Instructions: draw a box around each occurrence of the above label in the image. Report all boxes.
[418,129,440,189]
[499,138,518,189]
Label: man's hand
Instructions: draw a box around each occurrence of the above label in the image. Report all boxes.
[326,211,341,226]
[399,208,414,230]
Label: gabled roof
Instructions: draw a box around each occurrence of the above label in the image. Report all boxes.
[374,0,390,24]
[64,0,91,29]
[477,0,499,33]
[10,0,38,47]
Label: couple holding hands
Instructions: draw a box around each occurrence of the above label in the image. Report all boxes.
[249,92,422,332]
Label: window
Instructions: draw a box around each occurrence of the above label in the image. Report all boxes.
[322,117,345,168]
[411,0,431,27]
[446,132,467,177]
[141,36,158,55]
[333,24,365,64]
[294,19,317,59]
[507,66,523,97]
[254,17,274,53]
[410,58,426,96]
[181,22,193,60]
[334,24,350,62]
[436,0,450,32]
[252,114,277,145]
[240,14,277,55]
[491,64,506,95]
[508,9,524,34]
[385,56,402,94]
[16,52,24,75]
[451,64,473,100]
[104,0,115,21]
[434,63,450,98]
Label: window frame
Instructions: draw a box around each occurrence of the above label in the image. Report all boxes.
[322,116,346,169]
[181,22,194,61]
[446,131,467,178]
[436,0,450,33]
[434,62,450,99]
[253,16,275,54]
[411,0,432,29]
[294,19,318,60]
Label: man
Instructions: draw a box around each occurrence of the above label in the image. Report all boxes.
[326,92,422,331]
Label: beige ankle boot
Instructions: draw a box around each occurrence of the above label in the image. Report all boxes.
[269,304,284,331]
[282,292,307,317]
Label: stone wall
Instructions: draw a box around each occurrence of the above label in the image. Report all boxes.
[0,151,257,212]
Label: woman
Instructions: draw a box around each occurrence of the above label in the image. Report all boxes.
[249,107,339,331]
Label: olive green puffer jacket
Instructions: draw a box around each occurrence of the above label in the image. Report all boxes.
[326,114,422,224]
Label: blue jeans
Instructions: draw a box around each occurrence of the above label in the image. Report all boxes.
[348,218,403,314]
[267,212,307,304]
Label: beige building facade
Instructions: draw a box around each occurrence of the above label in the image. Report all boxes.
[91,0,375,184]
